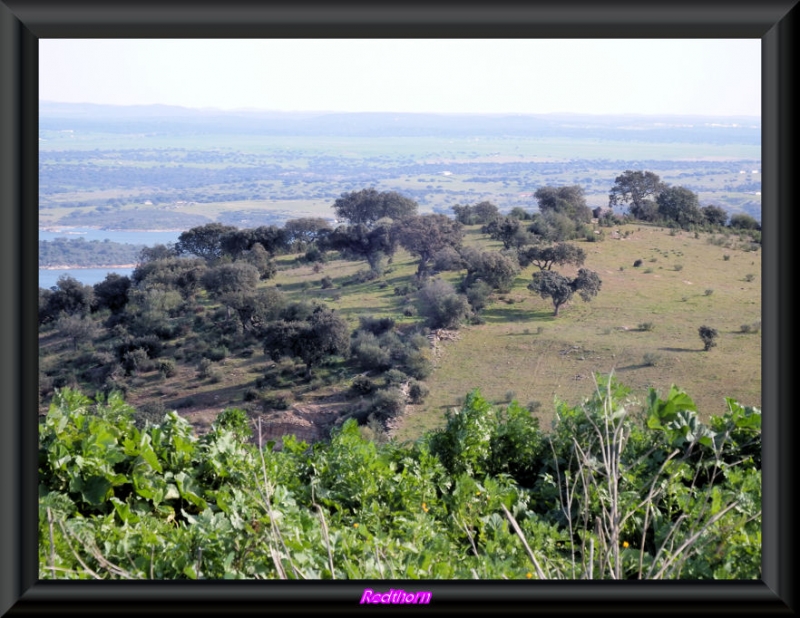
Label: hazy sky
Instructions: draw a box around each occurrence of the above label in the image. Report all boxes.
[40,39,761,117]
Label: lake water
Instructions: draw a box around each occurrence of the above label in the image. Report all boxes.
[39,228,183,289]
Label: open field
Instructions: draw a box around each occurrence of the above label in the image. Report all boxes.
[392,224,761,441]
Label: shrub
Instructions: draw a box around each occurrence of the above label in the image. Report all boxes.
[351,375,377,395]
[122,348,150,376]
[205,346,228,362]
[350,332,392,372]
[417,279,470,330]
[197,358,214,379]
[174,396,195,409]
[699,325,719,351]
[402,304,417,317]
[244,387,262,402]
[361,387,406,422]
[638,322,655,332]
[262,393,290,411]
[376,372,403,391]
[723,254,731,261]
[633,259,643,268]
[643,352,661,367]
[157,359,177,378]
[206,367,224,383]
[407,379,430,404]
[704,289,714,296]
[744,273,756,282]
[357,315,395,336]
[464,280,491,312]
[674,264,684,272]
[134,401,166,428]
[394,283,413,296]
[320,276,334,289]
[402,348,433,380]
[349,269,379,285]
[211,407,252,441]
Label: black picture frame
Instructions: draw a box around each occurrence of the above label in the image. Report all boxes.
[1,1,795,614]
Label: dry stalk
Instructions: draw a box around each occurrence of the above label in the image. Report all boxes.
[501,504,546,579]
[314,503,336,579]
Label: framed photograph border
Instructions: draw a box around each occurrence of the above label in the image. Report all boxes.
[1,1,795,614]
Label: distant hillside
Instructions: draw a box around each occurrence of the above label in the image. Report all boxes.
[39,102,761,144]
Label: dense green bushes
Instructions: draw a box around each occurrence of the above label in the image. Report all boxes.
[39,376,760,580]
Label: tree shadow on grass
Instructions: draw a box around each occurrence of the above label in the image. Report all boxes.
[614,363,651,371]
[659,347,701,353]
[163,382,252,412]
[481,306,554,324]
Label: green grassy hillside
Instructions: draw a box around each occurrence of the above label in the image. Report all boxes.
[39,221,760,447]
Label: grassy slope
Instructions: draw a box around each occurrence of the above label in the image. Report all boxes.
[391,224,761,442]
[38,222,761,445]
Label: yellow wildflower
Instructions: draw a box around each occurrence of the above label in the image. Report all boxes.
[622,541,629,548]
[526,572,533,579]
[353,523,359,528]
[422,502,429,512]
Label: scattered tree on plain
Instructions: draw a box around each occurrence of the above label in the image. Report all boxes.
[283,217,332,248]
[608,170,666,219]
[92,273,132,315]
[460,248,520,294]
[39,275,95,323]
[729,213,761,230]
[202,262,261,301]
[656,186,704,228]
[396,214,464,276]
[517,242,587,271]
[322,221,398,273]
[528,268,602,316]
[175,222,238,261]
[527,210,585,242]
[534,185,593,223]
[482,215,533,249]
[332,188,418,227]
[452,201,500,225]
[701,204,729,227]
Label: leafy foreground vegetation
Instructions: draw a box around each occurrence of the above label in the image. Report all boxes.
[39,376,761,580]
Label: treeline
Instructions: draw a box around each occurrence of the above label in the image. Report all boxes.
[39,237,146,267]
[38,175,760,433]
[38,377,762,580]
[37,185,609,432]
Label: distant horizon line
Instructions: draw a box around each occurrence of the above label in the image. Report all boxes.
[38,100,761,119]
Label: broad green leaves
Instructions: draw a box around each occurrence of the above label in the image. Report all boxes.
[39,384,761,580]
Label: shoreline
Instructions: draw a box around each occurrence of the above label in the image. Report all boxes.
[40,264,137,270]
[40,226,185,233]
